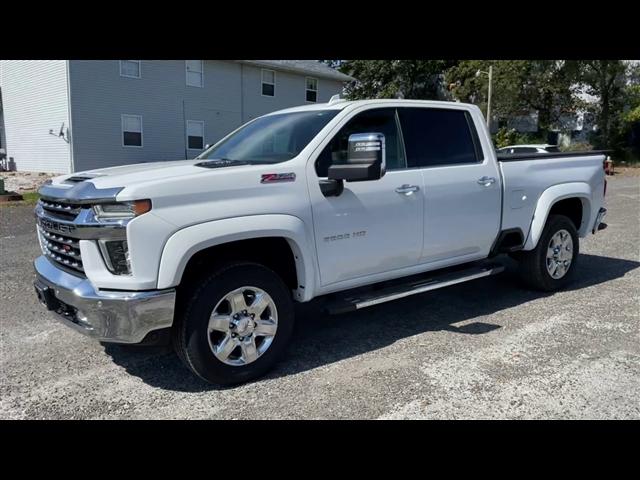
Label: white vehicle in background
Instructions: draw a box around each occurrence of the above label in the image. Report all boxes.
[33,98,608,385]
[496,144,562,155]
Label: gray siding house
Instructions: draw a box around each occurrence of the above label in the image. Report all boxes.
[0,60,353,173]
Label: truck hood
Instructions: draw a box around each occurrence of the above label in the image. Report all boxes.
[49,159,258,190]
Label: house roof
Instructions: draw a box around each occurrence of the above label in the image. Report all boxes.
[236,60,354,83]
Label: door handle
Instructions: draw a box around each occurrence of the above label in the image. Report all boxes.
[477,176,496,186]
[395,184,420,195]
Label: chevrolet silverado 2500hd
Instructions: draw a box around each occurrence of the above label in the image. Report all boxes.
[33,99,608,385]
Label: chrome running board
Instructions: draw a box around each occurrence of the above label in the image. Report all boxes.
[326,263,505,314]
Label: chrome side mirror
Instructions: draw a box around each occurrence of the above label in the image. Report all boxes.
[328,133,386,182]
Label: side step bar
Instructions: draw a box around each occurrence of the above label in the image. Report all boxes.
[326,263,505,315]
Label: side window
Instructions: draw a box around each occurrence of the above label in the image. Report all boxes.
[120,60,141,78]
[186,120,204,150]
[513,147,538,154]
[122,114,143,147]
[398,108,482,168]
[186,60,203,87]
[306,77,318,102]
[315,108,405,177]
[262,69,275,96]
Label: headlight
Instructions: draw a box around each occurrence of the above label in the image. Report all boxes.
[93,200,150,275]
[93,199,152,222]
[99,240,131,275]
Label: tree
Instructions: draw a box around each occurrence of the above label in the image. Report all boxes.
[622,84,640,124]
[618,81,640,159]
[518,60,581,134]
[445,60,578,134]
[338,60,457,100]
[444,60,523,122]
[574,60,629,149]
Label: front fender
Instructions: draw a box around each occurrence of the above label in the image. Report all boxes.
[524,182,593,250]
[156,214,315,300]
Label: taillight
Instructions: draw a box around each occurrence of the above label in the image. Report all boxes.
[604,179,607,197]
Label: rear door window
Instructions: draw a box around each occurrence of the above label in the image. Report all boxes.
[398,108,482,168]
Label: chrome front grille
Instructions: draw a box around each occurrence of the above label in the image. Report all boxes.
[37,225,85,274]
[39,199,82,222]
[37,199,85,274]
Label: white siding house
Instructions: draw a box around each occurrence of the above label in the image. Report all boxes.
[0,61,71,172]
[0,60,353,173]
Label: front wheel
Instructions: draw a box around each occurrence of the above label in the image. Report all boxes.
[517,214,579,291]
[173,262,295,385]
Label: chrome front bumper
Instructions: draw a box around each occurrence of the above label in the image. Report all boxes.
[34,256,176,344]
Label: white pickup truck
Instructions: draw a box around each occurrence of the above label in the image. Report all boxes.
[33,98,608,384]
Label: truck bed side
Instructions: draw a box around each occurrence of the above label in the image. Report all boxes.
[498,153,606,249]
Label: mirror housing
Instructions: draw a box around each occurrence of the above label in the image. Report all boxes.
[328,133,386,182]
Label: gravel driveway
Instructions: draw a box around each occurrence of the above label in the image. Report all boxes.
[1,176,638,419]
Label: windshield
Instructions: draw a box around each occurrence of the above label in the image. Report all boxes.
[197,110,339,164]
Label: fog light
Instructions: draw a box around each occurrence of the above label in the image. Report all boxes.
[99,240,131,275]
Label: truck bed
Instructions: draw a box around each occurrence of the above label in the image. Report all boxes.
[497,150,607,248]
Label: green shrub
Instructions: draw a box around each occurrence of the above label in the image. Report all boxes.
[492,127,518,148]
[561,142,593,152]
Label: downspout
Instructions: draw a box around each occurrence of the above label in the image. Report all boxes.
[65,60,75,173]
[182,99,187,159]
[240,63,245,123]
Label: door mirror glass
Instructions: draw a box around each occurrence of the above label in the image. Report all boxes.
[328,133,386,182]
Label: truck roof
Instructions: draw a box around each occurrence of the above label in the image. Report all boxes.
[266,98,479,115]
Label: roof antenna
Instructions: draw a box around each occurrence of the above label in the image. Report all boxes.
[328,94,343,104]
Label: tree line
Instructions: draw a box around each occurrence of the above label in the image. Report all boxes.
[329,60,640,159]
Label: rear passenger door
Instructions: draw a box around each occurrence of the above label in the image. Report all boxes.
[397,107,501,265]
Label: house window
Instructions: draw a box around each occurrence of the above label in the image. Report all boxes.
[120,60,141,78]
[186,120,204,150]
[261,69,275,96]
[186,60,203,87]
[122,114,143,147]
[306,77,318,102]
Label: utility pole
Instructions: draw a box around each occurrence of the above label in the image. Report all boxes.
[486,65,493,129]
[476,65,493,129]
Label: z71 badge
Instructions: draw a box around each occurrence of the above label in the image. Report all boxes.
[261,173,296,184]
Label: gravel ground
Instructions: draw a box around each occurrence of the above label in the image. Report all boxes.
[0,176,638,419]
[0,171,57,193]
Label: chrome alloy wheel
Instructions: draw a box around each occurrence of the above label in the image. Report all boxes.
[207,286,278,366]
[546,229,574,279]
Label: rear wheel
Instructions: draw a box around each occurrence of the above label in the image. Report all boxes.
[173,262,294,385]
[517,214,579,291]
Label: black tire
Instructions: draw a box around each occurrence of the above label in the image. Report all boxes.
[517,214,579,292]
[173,262,294,385]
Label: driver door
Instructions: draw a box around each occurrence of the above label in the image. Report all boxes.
[307,107,424,288]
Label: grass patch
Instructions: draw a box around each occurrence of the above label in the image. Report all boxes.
[0,191,40,207]
[21,192,40,204]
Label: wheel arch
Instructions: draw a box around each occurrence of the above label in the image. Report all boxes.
[156,215,316,301]
[524,182,593,250]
